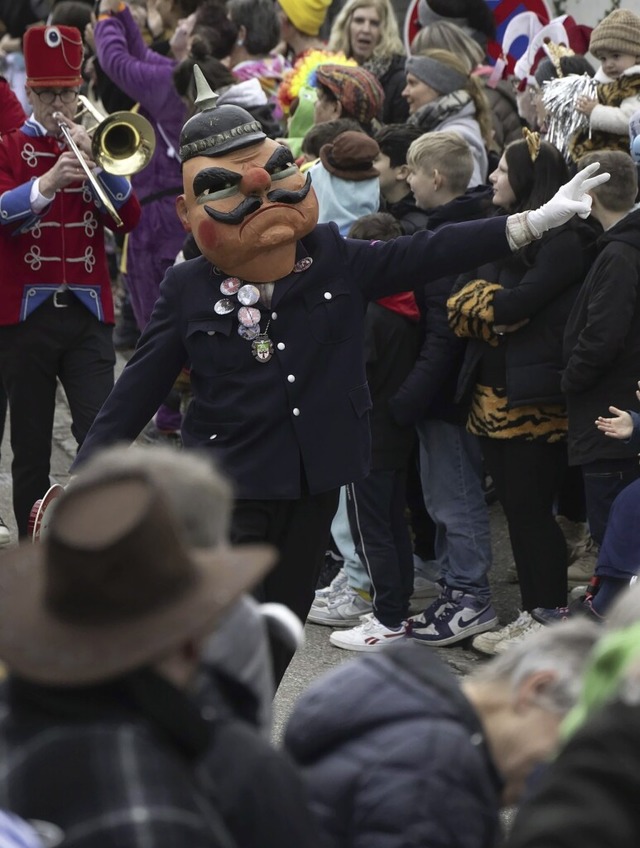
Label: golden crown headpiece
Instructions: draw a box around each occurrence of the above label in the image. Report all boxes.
[543,38,576,77]
[523,127,541,163]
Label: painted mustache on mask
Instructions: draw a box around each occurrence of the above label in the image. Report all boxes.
[204,173,313,225]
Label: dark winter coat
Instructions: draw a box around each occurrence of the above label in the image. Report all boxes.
[505,697,640,848]
[562,209,640,465]
[384,192,430,235]
[390,186,494,426]
[366,299,420,469]
[285,642,503,848]
[365,53,409,125]
[74,218,511,494]
[456,221,597,411]
[0,671,320,848]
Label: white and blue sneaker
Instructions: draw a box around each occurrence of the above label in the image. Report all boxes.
[313,567,348,607]
[411,589,497,647]
[307,585,372,627]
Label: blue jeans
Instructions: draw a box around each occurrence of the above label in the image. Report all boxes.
[417,419,492,602]
[582,458,640,546]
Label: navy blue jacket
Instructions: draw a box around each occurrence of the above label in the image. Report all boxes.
[75,219,509,497]
[285,642,503,848]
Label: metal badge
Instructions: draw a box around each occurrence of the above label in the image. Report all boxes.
[214,298,235,315]
[220,277,241,296]
[238,324,260,340]
[237,284,260,306]
[251,333,274,363]
[293,257,313,273]
[238,306,261,327]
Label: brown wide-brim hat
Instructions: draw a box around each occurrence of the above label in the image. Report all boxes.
[0,475,276,686]
[319,131,380,181]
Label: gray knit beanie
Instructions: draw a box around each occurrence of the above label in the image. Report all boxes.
[589,9,640,61]
[405,55,468,95]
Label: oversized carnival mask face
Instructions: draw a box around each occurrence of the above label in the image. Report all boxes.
[176,138,319,282]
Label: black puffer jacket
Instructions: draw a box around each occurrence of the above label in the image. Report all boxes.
[562,208,640,465]
[455,221,597,410]
[285,643,503,848]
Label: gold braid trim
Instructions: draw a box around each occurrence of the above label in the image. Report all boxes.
[447,279,503,345]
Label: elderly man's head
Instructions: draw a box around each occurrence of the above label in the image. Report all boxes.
[462,619,600,806]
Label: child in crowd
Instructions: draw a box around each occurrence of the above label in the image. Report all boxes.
[571,8,640,160]
[448,135,597,655]
[307,129,382,631]
[327,212,422,651]
[372,122,438,593]
[309,129,380,236]
[545,151,640,626]
[373,123,428,233]
[391,131,497,646]
[540,381,640,623]
[299,117,362,168]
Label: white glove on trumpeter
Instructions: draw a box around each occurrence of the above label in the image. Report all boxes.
[527,162,610,237]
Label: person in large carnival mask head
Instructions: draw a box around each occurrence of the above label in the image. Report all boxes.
[176,66,319,282]
[72,64,608,684]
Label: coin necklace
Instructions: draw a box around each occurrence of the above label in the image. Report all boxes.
[213,276,274,363]
[211,257,314,365]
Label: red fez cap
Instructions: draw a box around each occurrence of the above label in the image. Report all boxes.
[24,25,84,89]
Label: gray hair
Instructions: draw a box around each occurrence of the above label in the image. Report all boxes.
[71,444,233,548]
[468,618,600,713]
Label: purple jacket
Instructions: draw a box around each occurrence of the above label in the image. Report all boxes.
[94,7,187,326]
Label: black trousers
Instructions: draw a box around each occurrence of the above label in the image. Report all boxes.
[480,437,568,611]
[231,488,340,683]
[346,469,414,628]
[0,296,114,536]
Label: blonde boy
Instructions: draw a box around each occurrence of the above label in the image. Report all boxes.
[406,131,474,211]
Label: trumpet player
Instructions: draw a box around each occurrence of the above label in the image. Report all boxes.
[0,24,141,538]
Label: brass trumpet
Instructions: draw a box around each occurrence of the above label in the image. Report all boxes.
[54,95,156,226]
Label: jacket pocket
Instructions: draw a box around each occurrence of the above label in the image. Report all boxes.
[303,280,356,344]
[185,317,239,376]
[349,383,373,417]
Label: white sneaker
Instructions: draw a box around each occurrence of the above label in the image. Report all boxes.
[307,586,372,626]
[313,567,348,607]
[471,611,543,656]
[329,613,408,652]
[0,518,10,548]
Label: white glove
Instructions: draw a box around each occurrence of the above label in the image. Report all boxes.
[527,162,610,237]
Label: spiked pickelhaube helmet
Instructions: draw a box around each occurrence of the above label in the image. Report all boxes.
[179,66,266,162]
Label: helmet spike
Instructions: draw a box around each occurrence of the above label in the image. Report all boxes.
[193,64,219,112]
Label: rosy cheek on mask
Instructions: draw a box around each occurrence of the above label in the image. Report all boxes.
[195,218,222,254]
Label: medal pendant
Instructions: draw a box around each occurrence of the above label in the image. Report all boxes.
[251,333,274,363]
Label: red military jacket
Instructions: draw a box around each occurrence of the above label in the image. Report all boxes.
[0,119,141,326]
